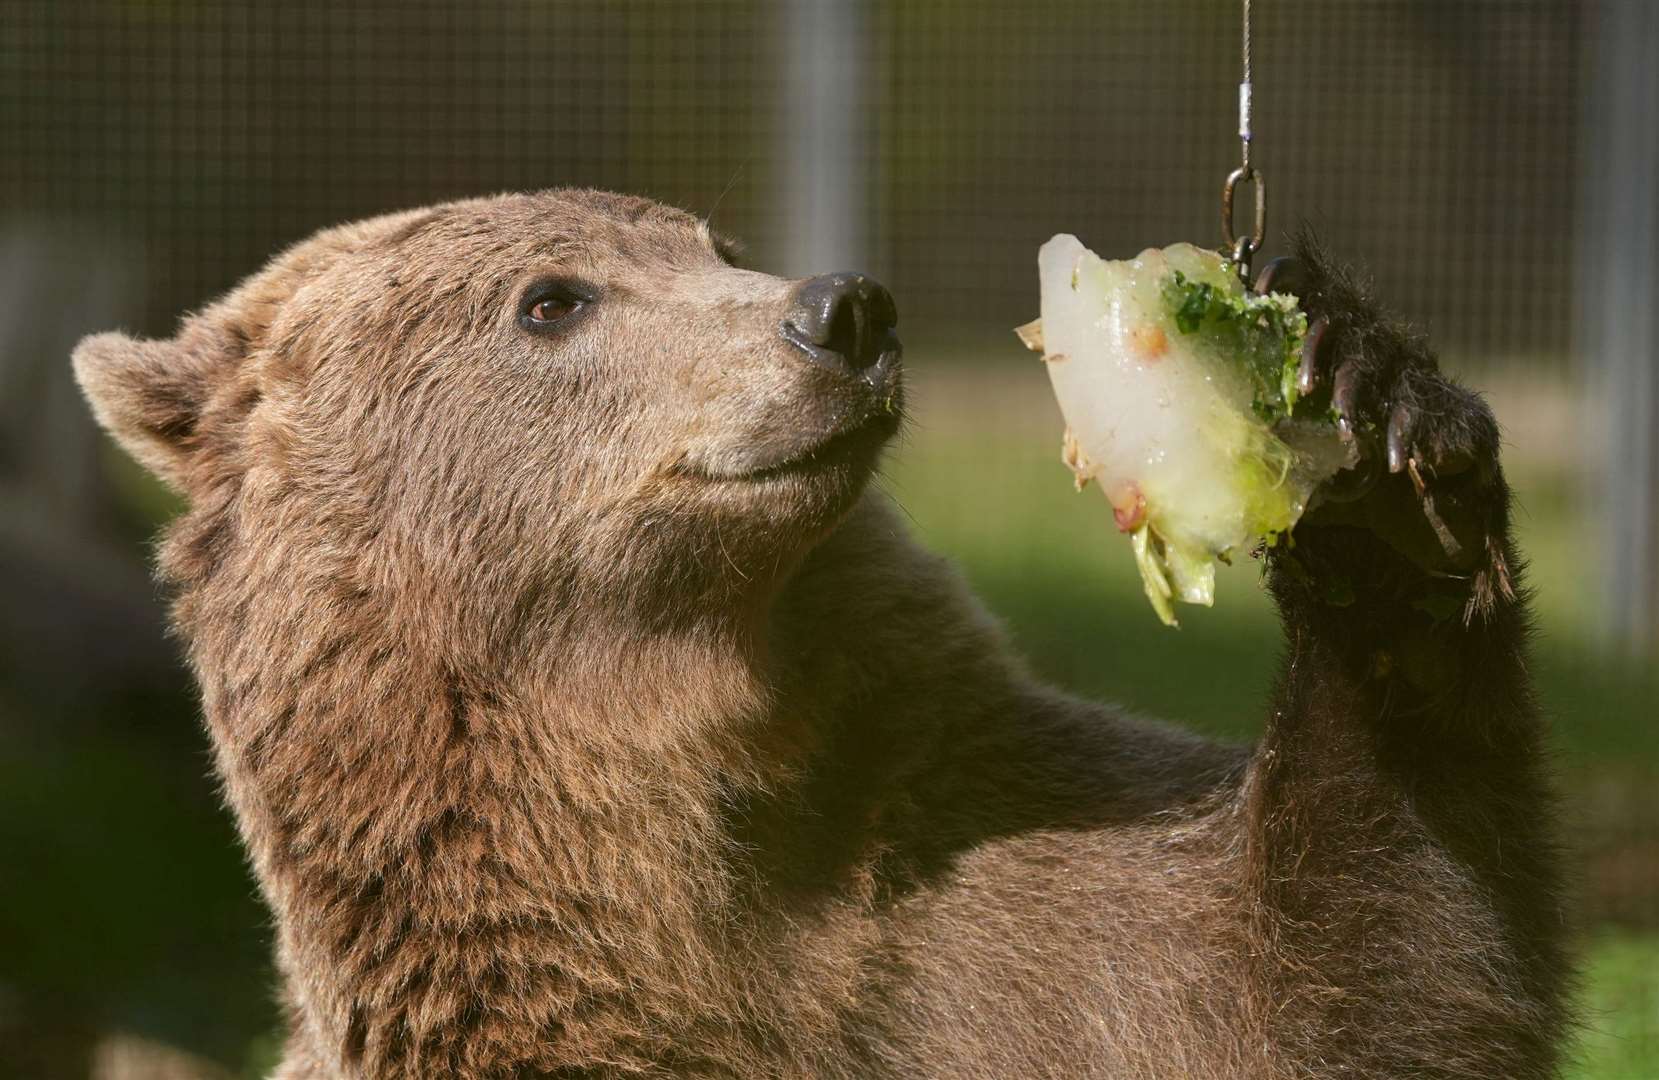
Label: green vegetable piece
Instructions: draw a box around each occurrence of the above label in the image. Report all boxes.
[1160,269,1310,424]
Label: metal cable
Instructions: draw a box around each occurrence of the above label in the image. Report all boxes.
[1223,0,1263,277]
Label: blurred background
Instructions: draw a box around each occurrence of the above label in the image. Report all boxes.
[2,1,1655,1076]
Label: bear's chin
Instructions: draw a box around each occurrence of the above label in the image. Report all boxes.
[630,414,895,599]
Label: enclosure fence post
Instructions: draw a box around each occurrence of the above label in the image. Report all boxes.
[1579,0,1659,656]
[781,0,868,278]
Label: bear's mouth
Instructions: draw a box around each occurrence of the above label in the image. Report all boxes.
[678,406,902,485]
[739,409,901,482]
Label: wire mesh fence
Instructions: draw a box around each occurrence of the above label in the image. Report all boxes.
[2,0,1581,365]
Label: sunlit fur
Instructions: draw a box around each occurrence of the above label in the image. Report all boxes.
[73,191,1568,1078]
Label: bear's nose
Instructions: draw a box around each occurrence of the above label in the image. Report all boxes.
[782,272,899,375]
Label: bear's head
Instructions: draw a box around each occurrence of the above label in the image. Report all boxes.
[74,190,904,651]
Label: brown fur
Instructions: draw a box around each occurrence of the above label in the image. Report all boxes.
[74,190,1568,1078]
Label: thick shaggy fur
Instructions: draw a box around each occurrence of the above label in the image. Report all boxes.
[74,191,1568,1078]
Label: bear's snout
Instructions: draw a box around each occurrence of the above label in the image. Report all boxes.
[781,272,901,393]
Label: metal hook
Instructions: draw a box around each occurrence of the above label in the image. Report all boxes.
[1221,165,1266,281]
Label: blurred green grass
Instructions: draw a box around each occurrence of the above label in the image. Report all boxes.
[884,354,1659,1079]
[1573,932,1659,1080]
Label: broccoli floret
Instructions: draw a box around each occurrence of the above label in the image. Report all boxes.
[1160,269,1309,423]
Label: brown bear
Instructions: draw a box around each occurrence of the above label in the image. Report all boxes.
[74,190,1568,1078]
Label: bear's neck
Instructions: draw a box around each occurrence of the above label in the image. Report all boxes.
[176,532,928,1072]
[176,495,1001,1072]
[197,603,783,1068]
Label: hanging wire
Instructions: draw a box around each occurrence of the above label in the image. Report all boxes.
[1221,0,1265,281]
[1241,0,1251,168]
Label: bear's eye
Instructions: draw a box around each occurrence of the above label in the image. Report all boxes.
[530,297,578,323]
[518,279,596,332]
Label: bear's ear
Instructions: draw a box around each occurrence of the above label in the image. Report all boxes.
[72,327,235,491]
